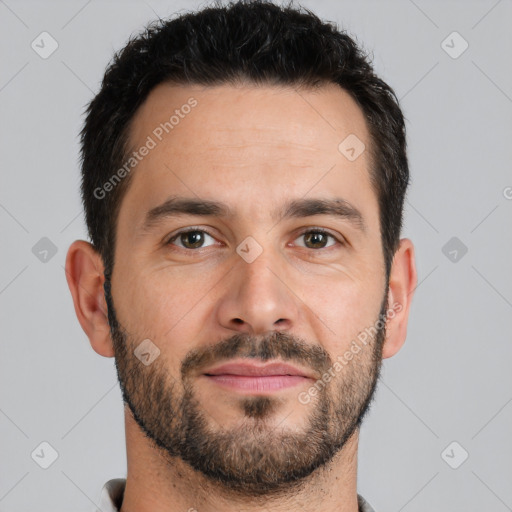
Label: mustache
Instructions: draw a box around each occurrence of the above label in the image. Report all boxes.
[180,331,332,380]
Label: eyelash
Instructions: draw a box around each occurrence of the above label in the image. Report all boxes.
[165,227,344,252]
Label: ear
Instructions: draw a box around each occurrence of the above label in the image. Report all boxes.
[64,240,114,357]
[382,238,417,359]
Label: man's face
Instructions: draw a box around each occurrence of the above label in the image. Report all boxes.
[107,83,389,495]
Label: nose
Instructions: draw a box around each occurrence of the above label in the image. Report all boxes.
[215,245,299,335]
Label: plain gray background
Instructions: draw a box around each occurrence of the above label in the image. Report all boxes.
[1,0,511,510]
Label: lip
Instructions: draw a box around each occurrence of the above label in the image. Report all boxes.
[203,361,313,378]
[202,360,315,393]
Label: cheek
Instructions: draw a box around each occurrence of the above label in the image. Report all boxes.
[303,277,383,356]
[115,268,217,355]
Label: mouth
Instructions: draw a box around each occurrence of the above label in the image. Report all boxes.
[202,360,314,393]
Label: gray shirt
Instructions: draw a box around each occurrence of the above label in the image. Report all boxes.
[97,478,376,511]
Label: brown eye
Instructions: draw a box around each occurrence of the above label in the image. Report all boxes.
[167,229,216,249]
[304,232,329,248]
[294,229,339,249]
[180,231,204,248]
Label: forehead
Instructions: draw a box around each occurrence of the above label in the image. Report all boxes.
[128,81,370,158]
[119,82,378,234]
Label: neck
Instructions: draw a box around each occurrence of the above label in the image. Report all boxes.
[119,410,361,512]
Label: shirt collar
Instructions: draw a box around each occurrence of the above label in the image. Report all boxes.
[97,478,125,512]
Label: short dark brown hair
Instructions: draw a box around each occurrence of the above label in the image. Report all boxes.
[80,0,409,280]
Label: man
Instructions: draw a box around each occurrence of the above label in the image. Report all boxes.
[65,1,417,511]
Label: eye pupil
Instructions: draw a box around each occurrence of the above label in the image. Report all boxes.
[305,232,327,248]
[182,231,204,248]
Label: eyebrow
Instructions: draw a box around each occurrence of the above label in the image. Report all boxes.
[141,195,366,233]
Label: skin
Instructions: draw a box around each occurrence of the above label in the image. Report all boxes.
[65,82,417,512]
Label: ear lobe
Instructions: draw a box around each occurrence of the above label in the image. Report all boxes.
[65,240,115,357]
[382,238,417,359]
